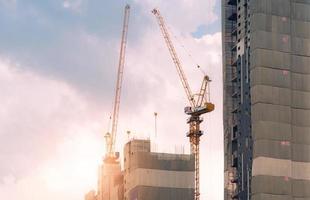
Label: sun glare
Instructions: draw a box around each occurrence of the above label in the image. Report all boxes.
[40,129,103,192]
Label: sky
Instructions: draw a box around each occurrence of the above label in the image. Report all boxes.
[0,0,223,199]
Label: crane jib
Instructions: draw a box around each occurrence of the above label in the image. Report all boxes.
[106,5,130,159]
[152,8,195,108]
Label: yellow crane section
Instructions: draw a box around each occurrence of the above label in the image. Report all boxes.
[152,8,214,200]
[105,5,130,161]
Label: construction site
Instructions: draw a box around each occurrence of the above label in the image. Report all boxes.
[1,0,310,200]
[85,0,310,199]
[85,4,214,200]
[85,139,195,200]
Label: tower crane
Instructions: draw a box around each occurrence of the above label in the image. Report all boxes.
[152,8,215,200]
[105,4,130,162]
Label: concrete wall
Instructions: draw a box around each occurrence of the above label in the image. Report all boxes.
[126,168,194,191]
[85,190,97,200]
[97,161,122,200]
[250,0,310,199]
[128,186,194,200]
[123,140,194,200]
[222,0,310,199]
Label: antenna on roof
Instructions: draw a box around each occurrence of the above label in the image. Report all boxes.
[126,130,131,141]
[154,112,158,139]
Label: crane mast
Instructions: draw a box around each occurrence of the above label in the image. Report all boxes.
[105,4,130,160]
[152,8,214,200]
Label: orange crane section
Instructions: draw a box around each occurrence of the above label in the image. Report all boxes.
[105,5,130,161]
[152,8,214,200]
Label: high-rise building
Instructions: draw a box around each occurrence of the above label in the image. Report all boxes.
[123,139,194,200]
[222,0,310,199]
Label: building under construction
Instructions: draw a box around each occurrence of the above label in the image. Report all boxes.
[222,0,310,199]
[85,139,195,200]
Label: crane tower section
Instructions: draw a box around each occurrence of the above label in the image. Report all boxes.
[105,4,130,161]
[152,8,215,200]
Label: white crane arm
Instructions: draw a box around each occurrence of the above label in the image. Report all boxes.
[152,8,195,108]
[108,5,130,157]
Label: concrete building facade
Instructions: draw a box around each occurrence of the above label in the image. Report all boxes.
[85,139,194,200]
[123,139,195,200]
[222,0,310,199]
[97,161,123,200]
[85,190,97,200]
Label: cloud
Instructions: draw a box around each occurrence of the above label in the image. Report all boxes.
[134,0,218,33]
[0,140,103,200]
[0,129,103,200]
[0,0,16,9]
[63,0,85,13]
[0,58,105,183]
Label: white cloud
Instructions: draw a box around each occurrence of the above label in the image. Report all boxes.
[0,0,16,9]
[0,58,105,200]
[135,0,218,33]
[63,0,85,13]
